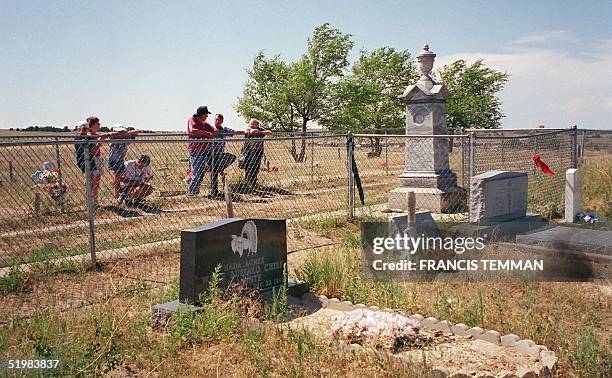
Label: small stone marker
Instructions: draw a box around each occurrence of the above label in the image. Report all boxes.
[564,168,581,223]
[180,218,287,304]
[469,170,528,223]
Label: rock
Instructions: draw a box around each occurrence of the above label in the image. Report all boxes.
[516,367,537,378]
[451,323,469,336]
[410,314,424,326]
[449,371,471,378]
[501,334,520,347]
[432,366,450,377]
[515,340,537,356]
[325,298,355,311]
[422,317,439,328]
[433,320,453,333]
[540,350,557,369]
[465,327,485,337]
[479,330,501,344]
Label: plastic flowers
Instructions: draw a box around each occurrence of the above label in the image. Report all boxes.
[31,162,69,201]
[575,211,598,224]
[331,309,419,350]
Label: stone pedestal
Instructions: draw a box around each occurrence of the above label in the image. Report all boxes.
[564,169,581,223]
[388,44,465,213]
[389,187,465,214]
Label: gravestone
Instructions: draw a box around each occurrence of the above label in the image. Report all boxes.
[564,169,581,223]
[180,218,287,304]
[469,170,528,223]
[388,44,465,213]
[452,170,544,241]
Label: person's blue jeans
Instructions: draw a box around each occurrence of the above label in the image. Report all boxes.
[188,153,210,195]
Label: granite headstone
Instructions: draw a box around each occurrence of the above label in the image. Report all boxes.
[180,218,287,304]
[469,170,528,223]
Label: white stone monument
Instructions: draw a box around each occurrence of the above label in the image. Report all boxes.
[469,170,528,223]
[388,44,465,213]
[564,168,581,223]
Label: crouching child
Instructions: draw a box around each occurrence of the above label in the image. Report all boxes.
[118,155,154,205]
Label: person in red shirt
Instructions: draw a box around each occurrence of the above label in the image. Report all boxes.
[187,106,218,196]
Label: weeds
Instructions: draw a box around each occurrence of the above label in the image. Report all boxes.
[264,264,289,321]
[0,265,25,294]
[572,328,612,377]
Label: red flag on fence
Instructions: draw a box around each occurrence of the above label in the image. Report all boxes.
[532,155,555,175]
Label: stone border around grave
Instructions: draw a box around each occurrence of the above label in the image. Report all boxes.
[314,294,557,378]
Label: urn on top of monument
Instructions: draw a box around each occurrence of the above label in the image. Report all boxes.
[417,44,436,85]
[399,43,448,101]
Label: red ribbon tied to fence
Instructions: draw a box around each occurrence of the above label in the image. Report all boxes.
[532,155,555,175]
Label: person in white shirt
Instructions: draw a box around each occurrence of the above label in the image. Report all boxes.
[118,155,154,205]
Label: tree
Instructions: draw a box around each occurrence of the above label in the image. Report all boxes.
[236,52,297,132]
[320,47,417,156]
[438,59,509,133]
[237,23,353,162]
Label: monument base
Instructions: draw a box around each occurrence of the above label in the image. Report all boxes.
[450,214,546,242]
[388,187,466,214]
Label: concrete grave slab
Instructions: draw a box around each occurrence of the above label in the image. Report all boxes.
[516,226,612,255]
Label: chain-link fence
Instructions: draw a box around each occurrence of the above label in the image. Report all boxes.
[351,133,469,214]
[469,128,576,216]
[0,128,579,315]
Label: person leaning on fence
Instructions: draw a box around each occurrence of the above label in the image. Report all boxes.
[186,106,218,196]
[106,124,140,199]
[240,118,272,190]
[117,155,154,205]
[74,116,104,205]
[208,113,245,197]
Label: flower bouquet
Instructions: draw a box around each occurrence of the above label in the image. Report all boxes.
[31,162,69,202]
[331,309,419,351]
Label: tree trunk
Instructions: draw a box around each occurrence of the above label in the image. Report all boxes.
[367,137,383,158]
[288,120,307,163]
[448,128,454,153]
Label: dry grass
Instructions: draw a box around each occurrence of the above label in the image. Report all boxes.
[1,216,610,376]
[296,244,611,377]
[581,156,612,218]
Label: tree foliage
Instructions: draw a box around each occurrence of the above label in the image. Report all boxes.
[237,24,510,161]
[438,59,509,132]
[321,47,417,133]
[235,52,297,132]
[236,23,353,161]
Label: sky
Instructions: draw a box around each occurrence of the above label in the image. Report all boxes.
[1,0,611,131]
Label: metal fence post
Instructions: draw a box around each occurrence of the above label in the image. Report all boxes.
[83,140,97,265]
[469,132,476,179]
[310,137,314,184]
[571,125,578,169]
[460,128,465,187]
[580,129,586,163]
[347,132,354,219]
[384,130,389,176]
[54,137,65,213]
[9,161,14,182]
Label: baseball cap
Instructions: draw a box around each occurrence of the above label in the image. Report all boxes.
[196,106,211,117]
